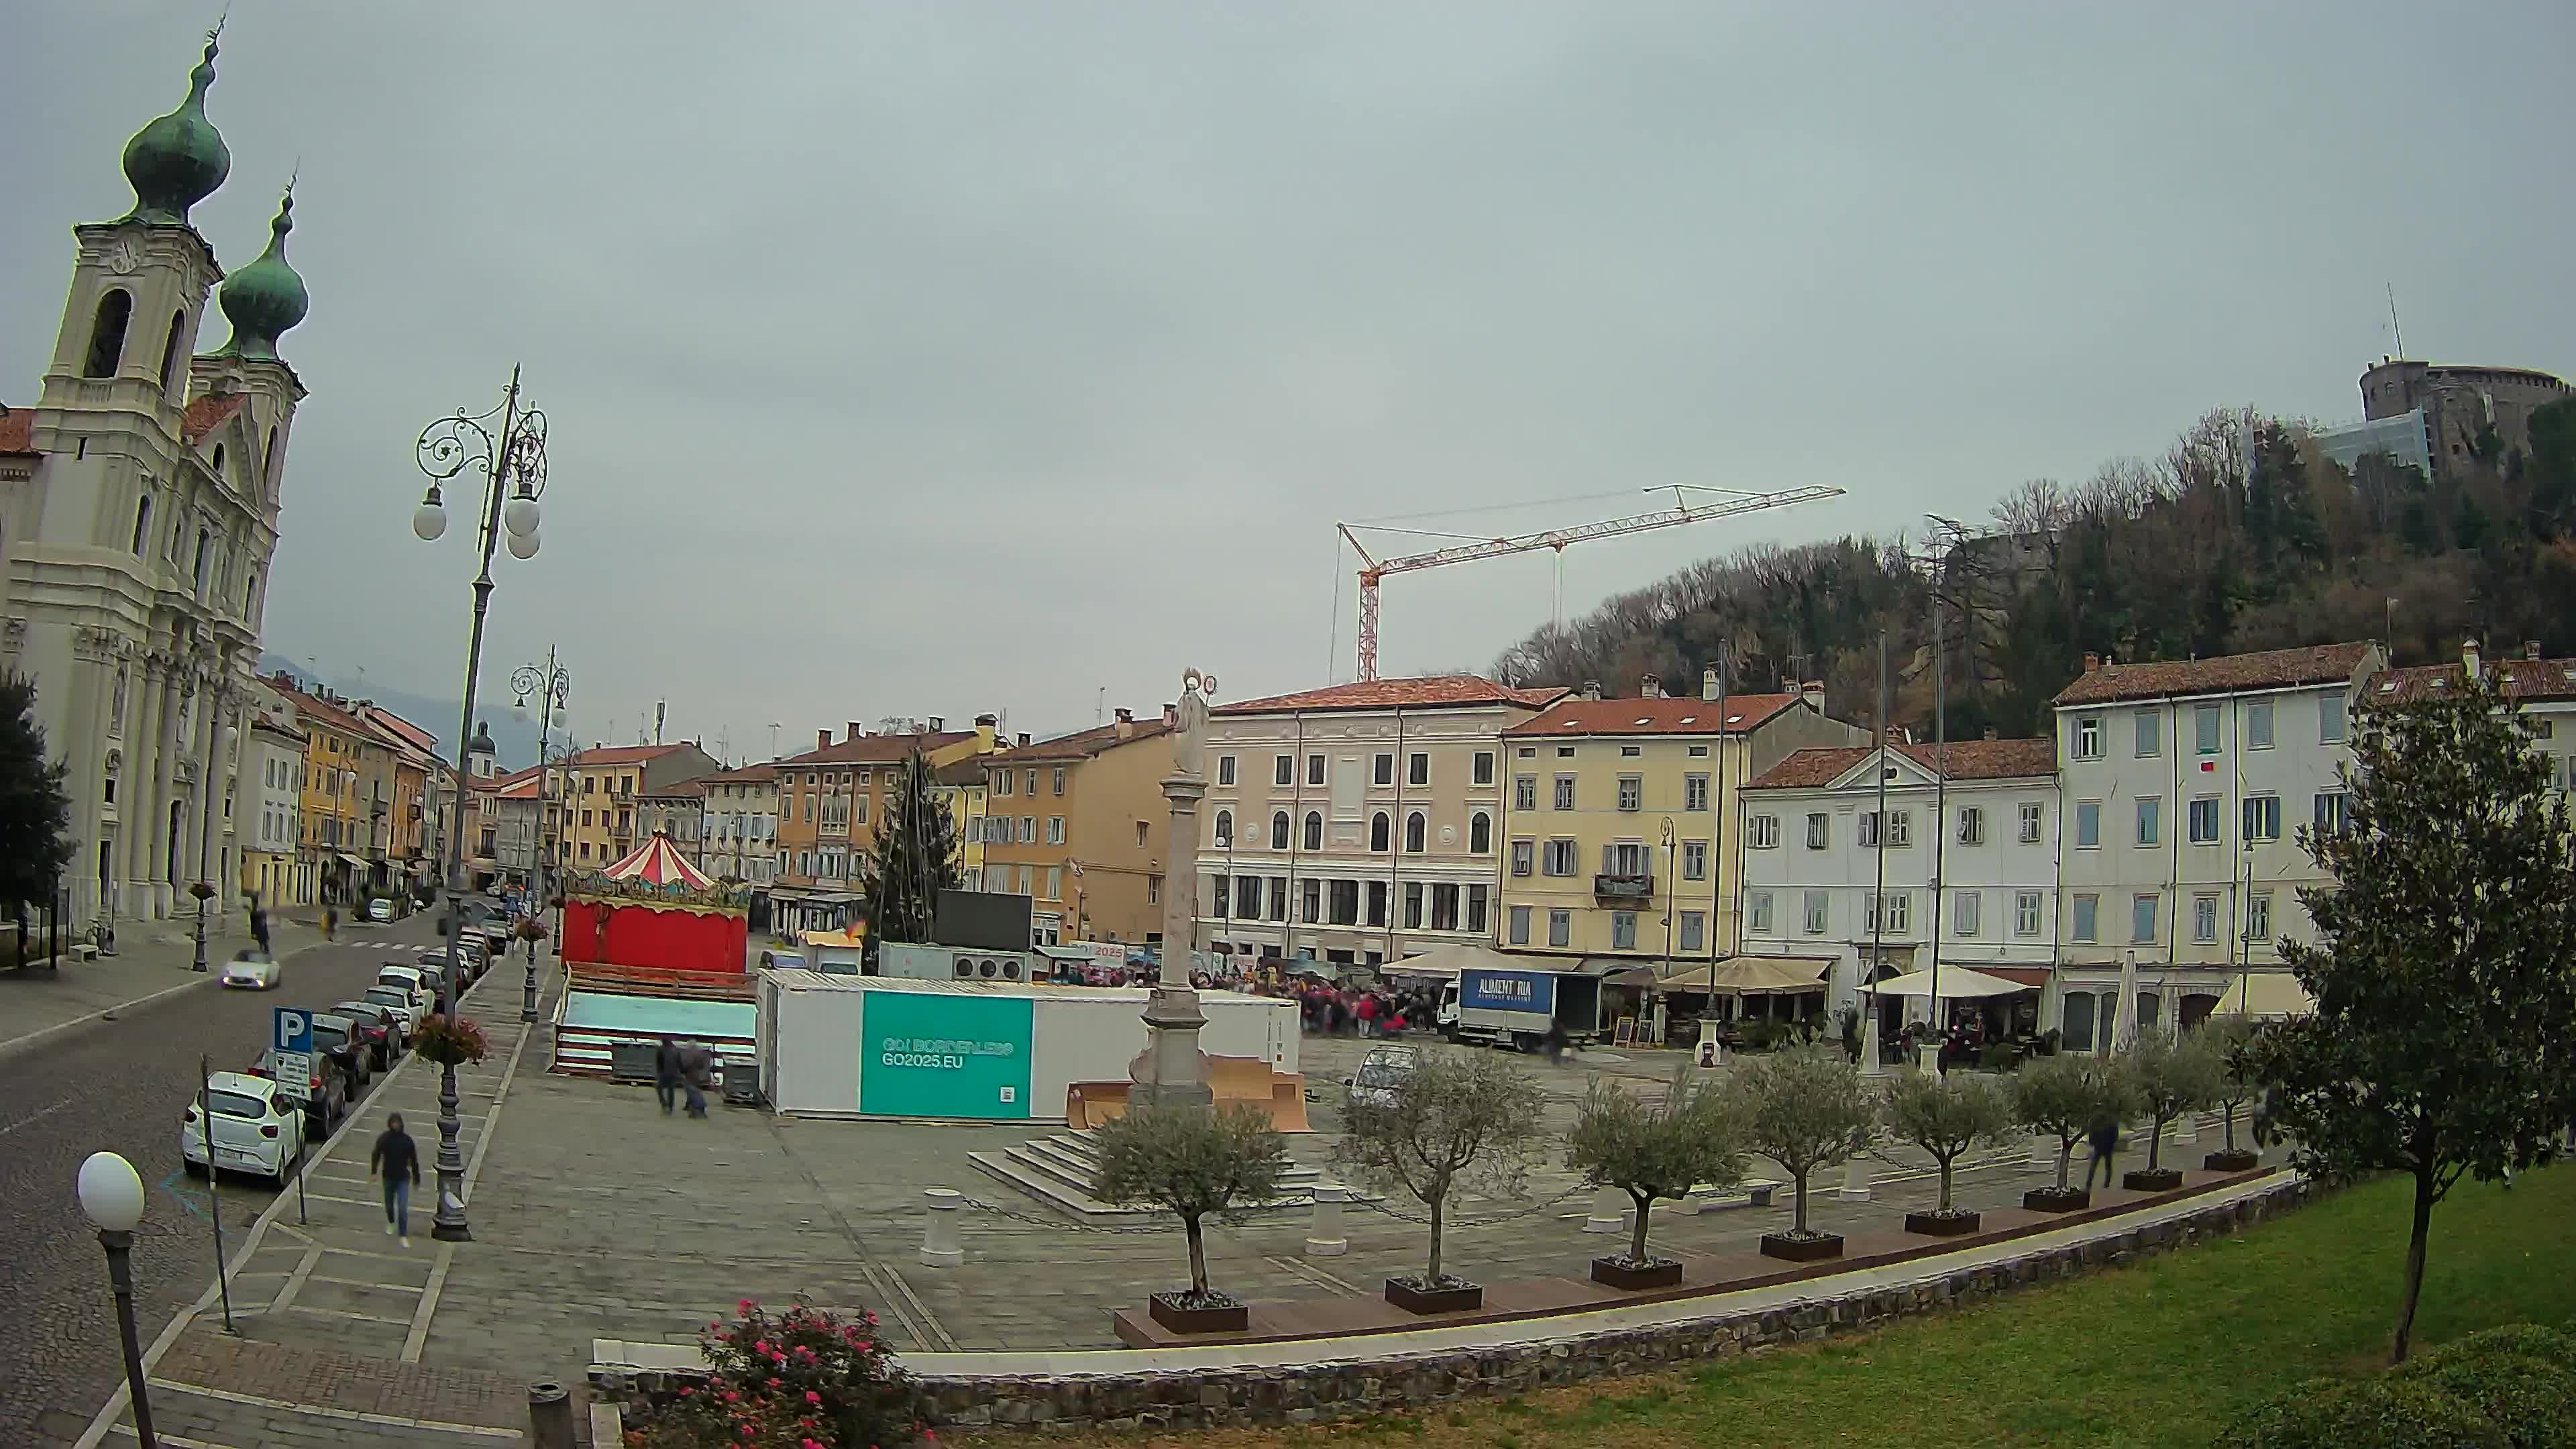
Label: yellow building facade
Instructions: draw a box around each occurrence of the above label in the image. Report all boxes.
[1497,679,1864,967]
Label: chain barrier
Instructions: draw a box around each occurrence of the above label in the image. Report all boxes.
[1344,1180,1591,1228]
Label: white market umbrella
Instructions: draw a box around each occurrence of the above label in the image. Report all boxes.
[1858,965,2029,1000]
[2112,951,2141,1051]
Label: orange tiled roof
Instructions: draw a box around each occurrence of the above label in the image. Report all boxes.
[1216,676,1566,716]
[774,731,973,767]
[2373,655,2576,705]
[1747,737,2057,790]
[2051,643,2375,707]
[698,763,779,784]
[1504,693,1803,738]
[568,743,688,767]
[987,719,1172,763]
[180,392,248,444]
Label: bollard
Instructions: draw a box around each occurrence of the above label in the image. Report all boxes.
[1582,1185,1627,1234]
[2027,1132,2056,1172]
[1304,1183,1349,1256]
[527,1381,576,1449]
[920,1187,965,1268]
[1837,1154,1873,1201]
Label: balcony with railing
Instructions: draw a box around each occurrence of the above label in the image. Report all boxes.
[1593,873,1654,902]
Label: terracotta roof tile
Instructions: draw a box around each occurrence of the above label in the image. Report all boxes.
[1503,694,1803,738]
[180,392,248,444]
[774,731,974,767]
[1746,737,2057,790]
[698,763,779,784]
[0,406,34,455]
[568,743,688,767]
[2051,642,2377,706]
[2373,655,2576,705]
[1216,676,1566,716]
[987,720,1172,763]
[640,777,708,798]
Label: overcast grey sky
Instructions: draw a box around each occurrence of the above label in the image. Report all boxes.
[8,2,2573,759]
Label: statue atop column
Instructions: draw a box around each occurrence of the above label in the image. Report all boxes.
[1171,667,1216,780]
[1130,666,1219,1112]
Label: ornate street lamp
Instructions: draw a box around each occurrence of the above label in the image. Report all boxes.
[409,367,549,1242]
[512,650,569,1023]
[77,1150,157,1447]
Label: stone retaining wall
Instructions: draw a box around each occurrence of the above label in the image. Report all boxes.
[919,1177,2315,1433]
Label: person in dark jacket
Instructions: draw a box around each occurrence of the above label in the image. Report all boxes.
[680,1042,712,1118]
[2084,1110,2121,1189]
[370,1114,421,1245]
[654,1037,683,1116]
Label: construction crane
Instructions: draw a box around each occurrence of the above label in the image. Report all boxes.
[1337,484,1845,681]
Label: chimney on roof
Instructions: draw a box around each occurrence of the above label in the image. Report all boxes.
[1640,675,1663,698]
[1016,732,1031,747]
[1800,680,1825,710]
[974,714,998,751]
[1580,680,1603,701]
[2083,651,2100,673]
[1114,707,1134,739]
[1701,666,1721,702]
[847,721,864,742]
[1163,702,1177,727]
[2463,637,2481,679]
[928,716,945,733]
[2527,640,2542,661]
[817,729,830,752]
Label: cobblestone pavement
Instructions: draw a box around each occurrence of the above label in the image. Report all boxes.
[76,991,2279,1445]
[0,912,445,1446]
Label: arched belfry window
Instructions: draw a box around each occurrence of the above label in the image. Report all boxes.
[157,310,186,393]
[262,426,280,494]
[85,290,133,378]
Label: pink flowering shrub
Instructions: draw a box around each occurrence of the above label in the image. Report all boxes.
[626,1299,913,1448]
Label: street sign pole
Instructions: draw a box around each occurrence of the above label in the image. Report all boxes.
[270,1009,315,1226]
[198,1054,235,1335]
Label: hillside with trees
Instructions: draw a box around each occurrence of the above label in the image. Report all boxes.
[1491,396,2576,739]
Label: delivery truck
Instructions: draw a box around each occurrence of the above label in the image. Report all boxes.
[1450,965,1607,1051]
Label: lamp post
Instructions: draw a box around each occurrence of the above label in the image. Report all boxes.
[77,1150,157,1448]
[411,366,550,1242]
[513,651,570,1024]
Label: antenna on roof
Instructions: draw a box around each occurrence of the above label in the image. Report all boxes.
[2387,282,2404,359]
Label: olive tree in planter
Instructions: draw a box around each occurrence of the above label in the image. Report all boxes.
[1565,1065,1747,1289]
[2012,1052,2131,1212]
[1731,1044,1878,1262]
[1336,1049,1546,1313]
[1091,1103,1289,1334]
[2198,1015,2265,1172]
[1884,1069,2017,1235]
[2120,1028,2223,1191]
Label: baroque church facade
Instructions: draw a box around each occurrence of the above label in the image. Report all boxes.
[0,30,312,925]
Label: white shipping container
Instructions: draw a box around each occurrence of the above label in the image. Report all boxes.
[757,970,1299,1121]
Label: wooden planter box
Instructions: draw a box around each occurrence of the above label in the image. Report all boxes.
[1146,1292,1248,1335]
[1590,1255,1684,1290]
[2023,1186,2092,1213]
[1384,1277,1483,1315]
[1758,1232,1844,1263]
[1904,1209,1982,1236]
[2124,1167,2185,1192]
[2203,1149,2260,1173]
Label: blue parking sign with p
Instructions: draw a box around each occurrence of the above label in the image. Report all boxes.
[274,1008,312,1055]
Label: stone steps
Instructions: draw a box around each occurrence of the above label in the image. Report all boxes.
[967,1130,1332,1224]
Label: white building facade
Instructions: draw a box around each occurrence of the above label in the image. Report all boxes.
[2049,643,2383,1049]
[698,765,780,886]
[1738,739,2062,1036]
[1192,676,1564,966]
[1,34,311,924]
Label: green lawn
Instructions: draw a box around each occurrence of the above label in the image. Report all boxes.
[1024,1165,2576,1449]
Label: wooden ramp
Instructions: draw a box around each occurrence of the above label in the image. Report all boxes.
[1063,1056,1309,1132]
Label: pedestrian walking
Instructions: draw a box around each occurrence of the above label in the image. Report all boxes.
[247,894,271,956]
[654,1036,682,1116]
[323,904,337,942]
[370,1113,421,1246]
[680,1041,712,1118]
[1355,992,1379,1038]
[2084,1110,2121,1189]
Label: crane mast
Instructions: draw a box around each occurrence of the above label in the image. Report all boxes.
[1340,484,1845,681]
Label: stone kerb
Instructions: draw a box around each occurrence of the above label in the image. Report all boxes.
[588,1177,2316,1434]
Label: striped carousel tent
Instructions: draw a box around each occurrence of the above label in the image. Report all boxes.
[596,831,715,891]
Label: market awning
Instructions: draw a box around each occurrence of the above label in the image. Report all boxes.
[1656,956,1833,995]
[1866,966,2032,999]
[1379,942,1527,979]
[2220,970,2315,1019]
[337,853,367,869]
[1970,965,2054,989]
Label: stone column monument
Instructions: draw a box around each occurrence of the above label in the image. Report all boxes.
[1128,667,1217,1112]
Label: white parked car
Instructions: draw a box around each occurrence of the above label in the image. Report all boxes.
[376,964,432,1007]
[180,1071,305,1184]
[219,949,280,990]
[1346,1044,1421,1109]
[366,896,397,923]
[359,983,425,1036]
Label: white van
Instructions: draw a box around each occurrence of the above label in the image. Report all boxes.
[180,1071,305,1184]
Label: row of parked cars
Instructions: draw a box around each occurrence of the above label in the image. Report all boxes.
[181,917,517,1185]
